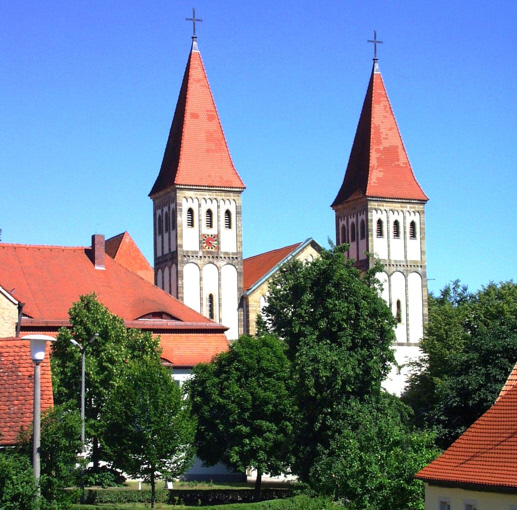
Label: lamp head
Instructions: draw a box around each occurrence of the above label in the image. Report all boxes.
[23,335,56,364]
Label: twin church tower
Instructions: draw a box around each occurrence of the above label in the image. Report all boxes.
[149,31,428,355]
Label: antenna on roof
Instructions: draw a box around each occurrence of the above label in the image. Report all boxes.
[186,8,203,39]
[367,30,383,62]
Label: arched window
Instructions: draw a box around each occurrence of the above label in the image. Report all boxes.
[393,219,400,239]
[187,208,194,228]
[350,222,356,242]
[208,294,215,320]
[164,211,169,233]
[409,221,417,239]
[341,224,347,244]
[206,209,213,229]
[376,219,384,238]
[157,213,162,235]
[224,209,232,229]
[171,209,176,230]
[396,300,402,323]
[360,219,366,240]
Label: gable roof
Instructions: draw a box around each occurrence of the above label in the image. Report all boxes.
[243,239,321,294]
[0,338,53,446]
[105,232,154,284]
[332,61,428,207]
[0,237,213,325]
[415,369,517,490]
[149,39,245,196]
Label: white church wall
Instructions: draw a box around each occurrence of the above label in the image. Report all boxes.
[170,264,177,298]
[163,205,169,255]
[358,211,367,260]
[201,198,218,235]
[383,344,421,396]
[220,199,237,253]
[408,272,424,343]
[406,211,421,260]
[391,271,407,343]
[182,197,199,251]
[156,210,163,257]
[389,210,404,261]
[221,264,238,340]
[156,268,163,289]
[163,266,170,294]
[184,263,201,313]
[372,209,388,259]
[202,263,219,322]
[170,206,177,252]
[378,271,389,305]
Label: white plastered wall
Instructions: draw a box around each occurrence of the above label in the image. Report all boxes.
[163,205,170,255]
[201,198,218,235]
[182,197,200,251]
[406,211,421,260]
[163,266,170,294]
[384,344,421,395]
[156,210,163,257]
[156,268,163,289]
[389,210,404,260]
[184,262,201,313]
[391,271,407,343]
[408,272,424,343]
[170,264,178,298]
[372,209,388,259]
[170,204,177,252]
[358,211,367,260]
[221,264,238,340]
[219,199,237,253]
[202,263,219,322]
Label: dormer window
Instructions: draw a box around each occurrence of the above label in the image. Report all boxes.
[206,209,213,229]
[187,208,194,228]
[393,220,400,239]
[376,219,384,238]
[224,210,232,229]
[138,312,175,321]
[409,221,417,239]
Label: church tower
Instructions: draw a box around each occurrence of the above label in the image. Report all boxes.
[149,36,245,340]
[332,50,429,392]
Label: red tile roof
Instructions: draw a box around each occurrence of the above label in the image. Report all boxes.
[0,338,53,446]
[497,363,517,402]
[332,62,428,207]
[415,374,517,489]
[150,40,245,195]
[0,241,211,324]
[159,332,229,367]
[243,242,302,292]
[105,232,154,284]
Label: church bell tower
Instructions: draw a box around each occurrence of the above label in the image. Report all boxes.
[332,42,429,393]
[149,30,245,341]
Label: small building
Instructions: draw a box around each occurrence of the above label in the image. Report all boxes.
[415,365,517,509]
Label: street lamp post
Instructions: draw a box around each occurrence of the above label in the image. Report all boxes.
[24,334,56,492]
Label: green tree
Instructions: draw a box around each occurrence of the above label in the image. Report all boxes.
[0,450,37,510]
[187,334,295,500]
[101,355,195,508]
[260,245,397,481]
[51,294,160,468]
[403,280,517,448]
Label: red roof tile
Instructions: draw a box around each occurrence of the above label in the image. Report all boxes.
[150,40,245,195]
[105,232,154,284]
[332,62,428,207]
[0,241,212,324]
[416,374,517,489]
[497,362,517,402]
[243,242,302,292]
[0,338,53,446]
[159,332,229,367]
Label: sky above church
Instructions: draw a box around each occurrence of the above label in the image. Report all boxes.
[1,0,516,296]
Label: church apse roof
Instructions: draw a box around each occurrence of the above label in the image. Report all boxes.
[332,61,428,207]
[150,40,245,196]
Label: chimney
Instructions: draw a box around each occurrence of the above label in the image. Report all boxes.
[92,234,105,270]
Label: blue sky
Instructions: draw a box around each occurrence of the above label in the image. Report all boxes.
[1,0,516,296]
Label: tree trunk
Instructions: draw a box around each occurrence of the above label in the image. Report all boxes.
[254,468,262,502]
[151,471,155,509]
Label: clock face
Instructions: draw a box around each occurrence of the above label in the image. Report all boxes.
[202,234,219,251]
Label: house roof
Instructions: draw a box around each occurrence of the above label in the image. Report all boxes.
[415,372,517,489]
[149,39,245,196]
[159,332,228,367]
[105,232,154,284]
[0,338,53,446]
[0,239,212,324]
[243,239,322,293]
[332,61,428,207]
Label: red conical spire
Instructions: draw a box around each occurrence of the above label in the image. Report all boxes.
[332,61,427,207]
[150,40,245,196]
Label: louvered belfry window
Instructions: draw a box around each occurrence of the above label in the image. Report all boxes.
[393,220,400,239]
[206,209,213,229]
[224,209,232,229]
[376,219,384,238]
[409,221,417,239]
[187,208,194,228]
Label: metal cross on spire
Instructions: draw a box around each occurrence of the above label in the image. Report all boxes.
[367,30,383,61]
[186,8,203,39]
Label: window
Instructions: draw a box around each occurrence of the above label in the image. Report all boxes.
[396,300,402,323]
[409,220,417,239]
[360,219,366,240]
[350,223,356,242]
[376,219,384,238]
[164,211,169,233]
[393,219,400,239]
[187,208,194,228]
[208,294,215,320]
[157,213,162,235]
[439,501,450,510]
[465,504,477,510]
[224,209,232,229]
[341,224,348,244]
[206,209,213,229]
